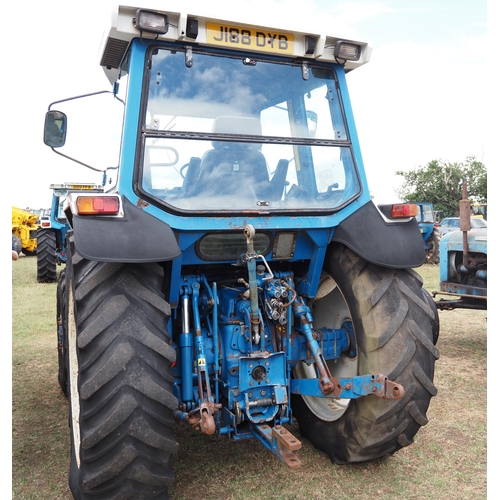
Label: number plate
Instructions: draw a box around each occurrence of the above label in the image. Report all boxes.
[206,22,294,54]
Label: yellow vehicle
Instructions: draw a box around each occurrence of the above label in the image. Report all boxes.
[12,207,39,255]
[471,202,487,220]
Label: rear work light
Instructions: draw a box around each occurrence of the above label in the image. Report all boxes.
[76,196,121,215]
[334,41,361,61]
[134,9,169,34]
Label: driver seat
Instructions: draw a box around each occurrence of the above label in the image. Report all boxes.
[196,116,270,197]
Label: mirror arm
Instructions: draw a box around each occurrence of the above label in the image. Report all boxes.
[50,147,107,173]
[48,90,114,110]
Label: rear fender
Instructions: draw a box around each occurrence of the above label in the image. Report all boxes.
[332,201,425,268]
[70,196,180,262]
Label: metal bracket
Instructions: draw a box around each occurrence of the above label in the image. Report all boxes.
[253,424,302,468]
[290,373,404,399]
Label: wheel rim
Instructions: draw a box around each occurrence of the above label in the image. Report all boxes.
[293,272,357,422]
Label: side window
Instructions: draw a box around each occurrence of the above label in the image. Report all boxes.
[56,197,67,220]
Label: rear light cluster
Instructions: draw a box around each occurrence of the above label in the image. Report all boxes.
[377,203,418,220]
[76,196,120,215]
[390,203,418,218]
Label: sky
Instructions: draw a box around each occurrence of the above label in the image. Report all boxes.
[4,0,490,210]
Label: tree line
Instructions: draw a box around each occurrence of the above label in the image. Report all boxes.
[396,156,487,219]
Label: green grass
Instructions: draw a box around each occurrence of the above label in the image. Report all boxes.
[12,259,487,499]
[12,257,70,500]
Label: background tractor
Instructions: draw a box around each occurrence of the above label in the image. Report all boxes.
[433,181,487,310]
[37,183,103,283]
[43,5,440,498]
[12,206,39,256]
[471,202,487,220]
[412,201,441,264]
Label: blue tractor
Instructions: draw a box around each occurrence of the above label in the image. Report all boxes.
[43,6,440,498]
[412,202,441,264]
[36,183,103,283]
[434,182,487,310]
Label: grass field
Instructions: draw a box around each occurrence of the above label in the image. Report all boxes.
[11,256,487,499]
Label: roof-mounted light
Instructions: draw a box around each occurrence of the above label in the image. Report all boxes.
[134,9,169,35]
[334,41,361,61]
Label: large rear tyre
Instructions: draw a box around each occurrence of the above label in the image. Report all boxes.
[37,229,58,283]
[65,234,178,499]
[292,244,440,464]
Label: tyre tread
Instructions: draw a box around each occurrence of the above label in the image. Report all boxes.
[67,236,177,499]
[293,244,440,464]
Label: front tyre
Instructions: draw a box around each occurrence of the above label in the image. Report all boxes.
[292,244,440,464]
[65,235,178,499]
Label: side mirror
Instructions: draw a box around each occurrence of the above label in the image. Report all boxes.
[44,110,67,148]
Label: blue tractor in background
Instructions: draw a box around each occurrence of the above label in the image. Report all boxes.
[36,183,103,283]
[433,182,487,310]
[43,5,440,498]
[412,201,441,264]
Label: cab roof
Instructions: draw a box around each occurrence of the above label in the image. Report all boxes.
[99,4,372,84]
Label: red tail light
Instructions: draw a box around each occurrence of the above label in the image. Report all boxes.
[390,203,418,218]
[76,196,120,215]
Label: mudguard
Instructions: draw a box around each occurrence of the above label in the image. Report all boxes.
[332,201,425,269]
[71,196,181,262]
